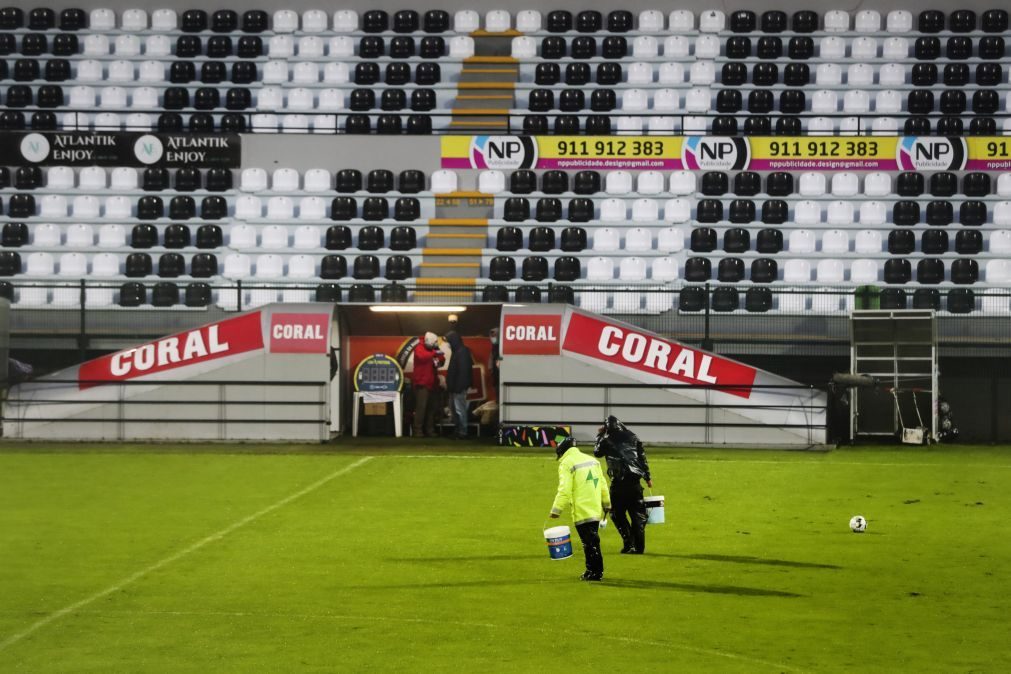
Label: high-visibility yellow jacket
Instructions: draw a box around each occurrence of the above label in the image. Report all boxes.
[550,446,611,525]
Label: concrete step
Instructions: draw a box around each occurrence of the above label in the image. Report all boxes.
[428,233,487,248]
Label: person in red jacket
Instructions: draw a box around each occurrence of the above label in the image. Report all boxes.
[410,332,445,438]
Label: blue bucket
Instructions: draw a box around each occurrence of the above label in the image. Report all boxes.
[544,525,573,560]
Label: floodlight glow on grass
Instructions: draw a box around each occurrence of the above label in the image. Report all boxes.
[368,305,467,313]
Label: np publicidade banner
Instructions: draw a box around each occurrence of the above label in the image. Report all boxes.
[442,136,1011,172]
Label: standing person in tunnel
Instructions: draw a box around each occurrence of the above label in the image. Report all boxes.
[593,416,653,554]
[444,331,473,440]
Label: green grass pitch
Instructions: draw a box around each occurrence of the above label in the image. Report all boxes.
[1,440,1009,672]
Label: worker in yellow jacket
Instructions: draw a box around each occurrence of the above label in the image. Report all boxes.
[549,437,611,581]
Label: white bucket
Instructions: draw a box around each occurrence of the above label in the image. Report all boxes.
[544,525,573,560]
[645,495,665,524]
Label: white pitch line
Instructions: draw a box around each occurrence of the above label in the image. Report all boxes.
[0,456,375,653]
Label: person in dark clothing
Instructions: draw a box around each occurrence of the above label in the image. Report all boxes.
[593,416,653,554]
[444,331,473,439]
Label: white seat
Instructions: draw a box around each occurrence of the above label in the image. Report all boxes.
[808,117,835,135]
[328,36,354,58]
[61,112,88,131]
[296,37,325,58]
[846,63,874,87]
[997,175,1011,198]
[69,86,96,109]
[83,34,110,56]
[255,254,284,278]
[266,197,294,220]
[625,227,652,251]
[317,89,345,111]
[657,227,685,252]
[229,225,257,249]
[821,36,847,60]
[871,118,898,135]
[121,8,147,30]
[97,224,125,248]
[273,10,298,33]
[485,10,511,32]
[580,292,610,312]
[817,259,845,283]
[41,195,68,218]
[53,253,89,305]
[662,36,689,59]
[854,230,882,254]
[777,289,809,314]
[615,117,643,136]
[223,253,252,279]
[631,200,658,223]
[695,35,720,59]
[982,288,1010,314]
[794,201,821,226]
[268,36,294,58]
[789,230,816,253]
[260,226,288,249]
[47,166,75,190]
[843,91,870,114]
[622,89,648,112]
[287,254,316,278]
[637,171,664,195]
[688,62,715,86]
[454,10,480,32]
[684,88,711,112]
[333,9,358,32]
[652,257,678,281]
[323,63,350,85]
[431,170,457,194]
[784,259,812,283]
[658,63,684,85]
[90,254,120,306]
[516,10,541,32]
[638,10,664,32]
[882,37,909,60]
[511,37,535,59]
[240,169,268,193]
[605,171,633,195]
[125,113,152,131]
[698,9,724,32]
[26,252,55,276]
[151,8,177,30]
[292,63,319,85]
[449,37,475,58]
[632,37,658,59]
[799,173,827,197]
[599,199,625,222]
[312,115,337,134]
[810,289,841,313]
[815,63,842,86]
[259,87,285,111]
[88,7,116,30]
[145,34,171,57]
[302,9,328,32]
[850,259,879,284]
[831,173,859,197]
[619,257,647,281]
[114,35,141,57]
[648,116,676,133]
[108,60,135,82]
[668,10,694,31]
[138,60,164,82]
[282,114,309,134]
[234,195,263,219]
[669,171,695,196]
[33,224,61,247]
[611,290,644,314]
[593,228,620,252]
[104,196,131,219]
[827,201,854,226]
[132,87,158,109]
[79,166,107,190]
[990,230,1011,254]
[272,168,300,192]
[72,196,100,219]
[994,202,1011,226]
[811,90,839,114]
[65,224,94,247]
[653,89,678,112]
[76,60,103,82]
[93,113,121,131]
[478,171,505,195]
[855,10,881,31]
[863,173,891,197]
[587,257,615,281]
[824,10,850,31]
[298,197,326,220]
[293,226,321,250]
[879,64,906,87]
[873,90,901,115]
[886,10,913,32]
[851,38,877,61]
[859,201,887,225]
[303,169,331,193]
[822,230,850,254]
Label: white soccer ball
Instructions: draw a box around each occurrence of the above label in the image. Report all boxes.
[849,515,867,533]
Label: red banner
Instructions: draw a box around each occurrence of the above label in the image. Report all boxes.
[561,313,756,399]
[78,312,264,389]
[269,312,329,354]
[501,314,562,355]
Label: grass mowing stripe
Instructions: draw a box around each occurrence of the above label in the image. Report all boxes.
[387,454,1011,469]
[0,456,374,653]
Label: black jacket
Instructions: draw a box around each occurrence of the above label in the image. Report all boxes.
[593,421,651,483]
[445,332,473,394]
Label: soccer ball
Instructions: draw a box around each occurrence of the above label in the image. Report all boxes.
[849,515,867,533]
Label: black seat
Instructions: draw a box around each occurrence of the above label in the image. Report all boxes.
[950,259,978,285]
[951,9,977,31]
[158,253,185,278]
[131,224,158,249]
[0,112,24,130]
[6,194,34,218]
[726,37,751,59]
[567,199,594,223]
[893,201,920,226]
[724,228,751,252]
[237,36,263,57]
[363,9,388,32]
[541,171,568,194]
[362,197,389,221]
[554,257,580,282]
[523,116,548,135]
[554,116,579,134]
[522,256,548,281]
[163,224,191,249]
[190,253,218,278]
[696,200,723,224]
[955,230,982,255]
[576,10,602,32]
[888,230,915,255]
[717,258,745,283]
[745,287,772,312]
[912,288,940,310]
[321,255,347,279]
[358,225,385,250]
[415,62,440,85]
[528,227,555,251]
[345,114,370,135]
[482,285,509,302]
[536,199,562,223]
[381,283,408,303]
[925,201,952,227]
[712,287,740,312]
[684,258,711,282]
[169,197,197,220]
[376,115,402,135]
[515,286,542,303]
[547,10,572,32]
[393,10,418,33]
[125,253,153,278]
[201,197,227,220]
[330,197,356,221]
[205,168,232,192]
[206,36,232,58]
[185,283,212,307]
[1,222,27,247]
[548,285,575,305]
[119,282,146,307]
[884,258,912,284]
[731,10,756,32]
[353,255,380,280]
[182,9,207,32]
[917,259,945,284]
[489,257,516,281]
[691,228,717,252]
[566,63,590,85]
[326,225,352,250]
[386,63,411,85]
[921,230,948,254]
[175,168,201,192]
[879,288,907,310]
[419,38,444,60]
[14,166,41,189]
[424,9,449,32]
[728,202,755,225]
[196,225,222,249]
[496,227,523,251]
[385,255,412,280]
[678,286,706,312]
[756,229,783,254]
[389,226,416,250]
[750,258,778,283]
[560,227,587,252]
[14,59,39,81]
[201,62,226,84]
[348,284,375,302]
[315,283,342,302]
[0,251,21,275]
[242,10,268,33]
[946,289,975,314]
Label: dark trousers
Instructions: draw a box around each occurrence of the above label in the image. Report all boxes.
[412,386,438,436]
[575,521,604,577]
[610,478,648,552]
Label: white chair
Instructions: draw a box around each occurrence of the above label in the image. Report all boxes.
[104,196,132,220]
[97,224,126,248]
[652,257,678,281]
[698,9,724,32]
[605,171,633,195]
[292,64,319,85]
[72,196,100,219]
[619,257,647,281]
[657,227,685,252]
[683,116,708,135]
[317,89,345,111]
[132,88,159,109]
[234,195,263,219]
[883,37,909,60]
[121,8,147,30]
[449,37,475,58]
[431,170,457,194]
[993,202,1011,226]
[622,89,648,113]
[26,252,55,276]
[875,90,902,115]
[273,10,299,33]
[615,117,643,136]
[33,224,61,247]
[879,64,906,87]
[789,230,816,253]
[229,225,257,249]
[637,171,664,195]
[69,86,97,109]
[669,172,695,196]
[144,37,170,59]
[825,10,851,32]
[816,63,842,86]
[580,292,610,313]
[253,113,280,135]
[76,59,103,82]
[997,175,1011,198]
[53,253,89,305]
[808,117,835,135]
[854,230,883,254]
[88,253,119,306]
[454,10,480,32]
[93,113,122,131]
[668,10,694,31]
[40,195,68,218]
[108,60,135,82]
[599,199,626,222]
[298,197,327,220]
[871,118,898,135]
[271,168,300,192]
[79,166,107,190]
[990,230,1011,254]
[822,230,850,254]
[258,86,285,109]
[125,113,152,131]
[648,116,676,134]
[83,34,110,56]
[653,89,678,112]
[694,35,719,59]
[333,9,358,32]
[485,10,511,32]
[223,253,252,279]
[658,63,684,85]
[817,259,845,284]
[587,257,615,281]
[302,9,328,32]
[811,90,839,114]
[60,112,86,130]
[114,35,141,57]
[516,10,541,32]
[684,88,711,113]
[863,173,891,197]
[268,36,295,58]
[799,173,827,197]
[47,166,75,190]
[110,167,138,190]
[832,173,859,197]
[293,226,321,250]
[855,9,881,31]
[850,39,877,62]
[631,200,658,223]
[323,63,350,84]
[632,37,658,59]
[886,10,913,32]
[593,228,620,252]
[664,199,691,223]
[638,10,664,32]
[260,226,288,249]
[312,115,337,134]
[511,37,535,59]
[663,36,690,58]
[90,9,115,30]
[66,224,94,247]
[688,62,715,86]
[328,36,354,58]
[851,259,879,284]
[266,197,294,220]
[794,201,821,226]
[827,201,855,226]
[303,169,331,193]
[625,228,652,251]
[478,171,505,195]
[151,9,177,30]
[283,254,315,303]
